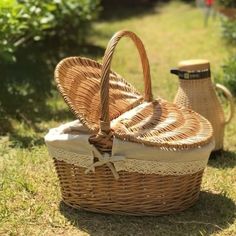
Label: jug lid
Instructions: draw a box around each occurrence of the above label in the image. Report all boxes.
[170,59,211,80]
[178,59,210,71]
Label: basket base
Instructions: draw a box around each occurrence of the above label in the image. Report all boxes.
[54,159,204,216]
[62,197,199,216]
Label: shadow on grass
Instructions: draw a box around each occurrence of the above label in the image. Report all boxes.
[59,191,235,236]
[0,36,105,147]
[0,0,200,148]
[100,0,195,22]
[209,150,236,168]
[100,0,162,22]
[0,0,163,148]
[0,0,165,148]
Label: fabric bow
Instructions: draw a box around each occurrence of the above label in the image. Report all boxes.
[85,145,125,180]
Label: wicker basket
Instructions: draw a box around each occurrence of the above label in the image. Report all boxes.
[47,30,214,215]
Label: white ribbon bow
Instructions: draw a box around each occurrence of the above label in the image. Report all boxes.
[84,145,125,180]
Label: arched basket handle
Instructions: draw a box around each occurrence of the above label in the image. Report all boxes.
[89,30,153,152]
[215,83,234,125]
[100,30,153,133]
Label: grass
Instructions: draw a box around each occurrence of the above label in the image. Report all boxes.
[0,1,236,235]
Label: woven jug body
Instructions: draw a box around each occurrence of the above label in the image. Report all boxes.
[174,77,225,151]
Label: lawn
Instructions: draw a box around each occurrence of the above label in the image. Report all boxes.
[0,1,236,235]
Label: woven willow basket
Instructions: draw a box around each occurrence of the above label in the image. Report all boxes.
[50,30,214,215]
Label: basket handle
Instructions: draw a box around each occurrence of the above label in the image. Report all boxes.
[100,30,153,134]
[215,83,234,125]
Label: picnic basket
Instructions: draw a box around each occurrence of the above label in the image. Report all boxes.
[46,30,214,215]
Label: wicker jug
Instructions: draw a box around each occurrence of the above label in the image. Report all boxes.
[171,59,234,151]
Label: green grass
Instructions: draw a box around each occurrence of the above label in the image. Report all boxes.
[0,1,236,235]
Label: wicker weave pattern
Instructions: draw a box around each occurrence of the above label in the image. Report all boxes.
[112,99,213,149]
[55,57,143,132]
[174,77,234,150]
[54,158,203,216]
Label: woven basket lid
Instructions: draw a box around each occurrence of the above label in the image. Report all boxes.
[55,31,213,151]
[111,99,213,149]
[55,57,143,132]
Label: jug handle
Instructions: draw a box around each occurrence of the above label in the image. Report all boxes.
[215,83,234,125]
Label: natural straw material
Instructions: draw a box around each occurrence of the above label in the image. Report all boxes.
[174,59,234,151]
[54,158,204,215]
[52,30,214,215]
[55,57,143,133]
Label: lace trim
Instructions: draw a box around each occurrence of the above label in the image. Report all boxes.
[114,159,207,175]
[47,145,207,176]
[47,145,93,168]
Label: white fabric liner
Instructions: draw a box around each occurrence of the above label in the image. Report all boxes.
[45,120,214,176]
